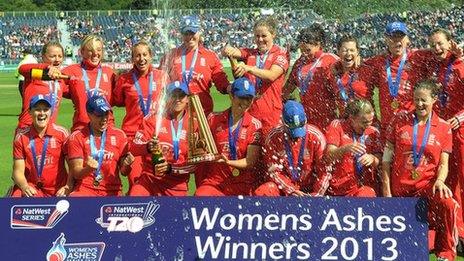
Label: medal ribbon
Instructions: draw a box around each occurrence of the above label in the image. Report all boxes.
[438,58,454,107]
[284,133,307,181]
[336,73,355,102]
[30,136,50,181]
[255,50,269,89]
[386,51,407,99]
[81,66,102,98]
[47,80,59,116]
[228,112,243,160]
[297,56,322,95]
[89,126,107,180]
[132,71,154,116]
[170,117,184,161]
[352,133,366,177]
[412,114,432,168]
[181,47,199,85]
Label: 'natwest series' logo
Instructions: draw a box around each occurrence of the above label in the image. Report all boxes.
[95,201,159,233]
[46,233,105,261]
[11,200,69,229]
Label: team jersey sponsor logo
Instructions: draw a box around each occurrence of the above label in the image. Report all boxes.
[46,233,105,261]
[11,200,70,229]
[95,201,159,233]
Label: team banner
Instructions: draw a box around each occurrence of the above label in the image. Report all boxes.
[0,197,428,260]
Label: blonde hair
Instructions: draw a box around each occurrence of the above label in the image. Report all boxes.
[344,99,374,119]
[80,34,104,51]
[253,16,278,36]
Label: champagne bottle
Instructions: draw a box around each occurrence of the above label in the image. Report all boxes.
[151,138,165,165]
[31,68,70,80]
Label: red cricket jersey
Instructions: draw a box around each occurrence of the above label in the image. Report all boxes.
[113,66,166,137]
[386,111,452,196]
[201,109,263,186]
[17,63,68,129]
[326,61,374,117]
[325,119,382,196]
[13,124,69,195]
[363,49,431,129]
[240,45,289,131]
[67,125,128,192]
[263,124,329,195]
[159,45,229,115]
[130,111,195,191]
[288,51,338,131]
[62,63,116,131]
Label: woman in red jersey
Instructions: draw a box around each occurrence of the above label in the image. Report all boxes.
[63,34,116,132]
[382,79,458,261]
[223,16,289,134]
[113,41,166,189]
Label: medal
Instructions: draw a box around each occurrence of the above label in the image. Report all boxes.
[36,180,44,189]
[93,180,100,187]
[411,114,432,178]
[390,99,399,109]
[232,168,240,177]
[411,169,420,180]
[30,136,50,191]
[386,52,407,109]
[89,126,107,186]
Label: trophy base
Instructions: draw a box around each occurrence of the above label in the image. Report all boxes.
[187,153,220,164]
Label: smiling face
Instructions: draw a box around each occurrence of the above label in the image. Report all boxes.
[429,32,451,60]
[88,112,109,134]
[42,45,64,67]
[299,42,321,60]
[254,25,275,53]
[386,32,409,57]
[167,89,189,115]
[81,39,103,66]
[132,44,152,75]
[414,88,436,120]
[338,40,359,69]
[30,102,51,130]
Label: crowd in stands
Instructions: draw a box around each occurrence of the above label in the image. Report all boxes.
[0,5,463,63]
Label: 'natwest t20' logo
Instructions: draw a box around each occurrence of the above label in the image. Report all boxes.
[95,201,159,233]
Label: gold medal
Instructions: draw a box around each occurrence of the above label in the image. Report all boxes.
[93,180,100,187]
[36,181,43,189]
[391,99,399,109]
[232,168,240,177]
[411,169,420,180]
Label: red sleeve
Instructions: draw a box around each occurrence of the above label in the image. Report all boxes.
[310,128,330,196]
[19,63,49,78]
[273,49,289,72]
[452,64,464,122]
[112,73,126,107]
[325,120,342,147]
[67,131,84,160]
[210,52,230,94]
[250,122,263,146]
[442,123,453,154]
[385,113,400,144]
[13,135,25,160]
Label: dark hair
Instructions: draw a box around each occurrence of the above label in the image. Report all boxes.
[414,79,441,98]
[337,35,359,51]
[297,24,326,45]
[253,16,278,36]
[344,99,374,119]
[131,41,153,57]
[41,42,64,56]
[430,28,452,41]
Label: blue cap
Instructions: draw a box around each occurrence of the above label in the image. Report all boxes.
[283,100,307,138]
[231,77,256,98]
[29,94,52,109]
[180,16,200,34]
[385,21,408,36]
[167,81,189,95]
[86,95,111,116]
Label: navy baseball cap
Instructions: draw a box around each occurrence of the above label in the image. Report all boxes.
[385,21,408,36]
[231,77,256,98]
[167,81,189,96]
[29,94,52,109]
[283,100,307,138]
[86,95,111,116]
[180,16,200,34]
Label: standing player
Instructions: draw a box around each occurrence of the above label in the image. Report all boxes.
[159,15,229,116]
[254,100,330,196]
[67,96,133,196]
[282,24,338,131]
[62,34,116,132]
[222,16,289,134]
[11,95,72,197]
[16,42,68,131]
[195,78,262,196]
[363,21,430,136]
[325,99,381,197]
[325,36,374,118]
[128,81,195,196]
[382,80,458,261]
[113,41,166,188]
[427,28,464,245]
